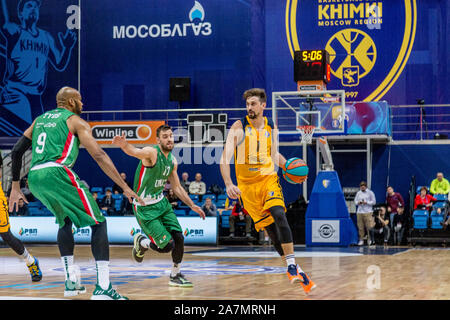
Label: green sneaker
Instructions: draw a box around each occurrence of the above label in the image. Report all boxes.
[169,273,193,287]
[64,265,86,297]
[132,233,148,263]
[90,283,129,300]
[64,279,86,297]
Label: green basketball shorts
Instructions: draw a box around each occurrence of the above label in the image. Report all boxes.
[133,197,182,249]
[28,163,105,228]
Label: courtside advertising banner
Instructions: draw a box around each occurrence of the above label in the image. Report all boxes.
[4,216,217,244]
[88,121,165,145]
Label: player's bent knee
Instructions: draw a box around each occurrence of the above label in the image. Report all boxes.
[151,239,174,253]
[269,206,293,244]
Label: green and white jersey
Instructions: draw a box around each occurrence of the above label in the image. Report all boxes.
[30,108,80,168]
[133,145,175,206]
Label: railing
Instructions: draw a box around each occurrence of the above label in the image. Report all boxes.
[390,104,450,140]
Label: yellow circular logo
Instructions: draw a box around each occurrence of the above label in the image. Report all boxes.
[325,29,377,81]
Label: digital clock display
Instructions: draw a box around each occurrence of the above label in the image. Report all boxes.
[294,50,330,83]
[301,50,323,62]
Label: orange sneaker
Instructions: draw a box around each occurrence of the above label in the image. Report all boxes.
[286,264,301,284]
[299,270,316,294]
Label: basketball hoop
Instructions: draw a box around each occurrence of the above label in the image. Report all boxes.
[297,125,316,144]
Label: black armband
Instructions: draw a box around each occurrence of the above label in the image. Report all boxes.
[11,135,32,181]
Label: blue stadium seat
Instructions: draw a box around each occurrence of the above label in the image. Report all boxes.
[41,208,53,216]
[97,194,105,201]
[216,200,226,208]
[430,210,444,229]
[433,202,446,209]
[435,194,448,201]
[416,186,425,194]
[203,194,216,202]
[113,195,123,212]
[189,194,199,201]
[91,187,103,193]
[221,215,230,228]
[27,201,42,208]
[412,209,429,229]
[217,194,227,201]
[28,207,42,216]
[174,210,187,217]
[105,187,113,192]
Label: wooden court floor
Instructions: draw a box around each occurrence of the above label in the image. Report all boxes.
[0,244,449,300]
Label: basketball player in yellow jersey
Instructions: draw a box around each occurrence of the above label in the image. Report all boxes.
[220,88,315,294]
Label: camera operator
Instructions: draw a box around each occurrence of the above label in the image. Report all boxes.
[369,205,390,247]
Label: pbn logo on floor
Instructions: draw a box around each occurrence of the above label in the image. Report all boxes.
[113,1,212,39]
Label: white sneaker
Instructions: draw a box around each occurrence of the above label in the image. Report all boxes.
[357,240,364,246]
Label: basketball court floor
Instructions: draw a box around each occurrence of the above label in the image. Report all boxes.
[1,244,449,300]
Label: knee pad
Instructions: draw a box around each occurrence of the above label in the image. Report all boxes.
[269,206,293,244]
[171,232,184,245]
[150,239,174,253]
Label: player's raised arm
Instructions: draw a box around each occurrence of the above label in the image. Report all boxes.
[47,29,77,71]
[168,158,205,220]
[69,117,144,205]
[112,132,157,166]
[220,120,243,199]
[0,0,19,35]
[271,125,287,170]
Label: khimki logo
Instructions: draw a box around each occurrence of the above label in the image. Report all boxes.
[113,1,212,39]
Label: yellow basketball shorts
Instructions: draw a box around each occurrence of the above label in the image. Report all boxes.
[0,187,10,233]
[238,174,286,231]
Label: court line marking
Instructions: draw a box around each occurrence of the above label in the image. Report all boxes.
[0,296,66,300]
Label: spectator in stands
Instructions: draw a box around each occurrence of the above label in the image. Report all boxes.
[369,206,389,247]
[100,189,116,216]
[12,198,29,216]
[430,172,450,196]
[92,191,101,206]
[414,186,440,213]
[112,172,132,194]
[218,199,235,216]
[166,189,179,209]
[189,173,206,201]
[354,181,376,246]
[393,206,406,245]
[201,197,217,217]
[180,172,190,193]
[229,201,252,238]
[386,186,405,238]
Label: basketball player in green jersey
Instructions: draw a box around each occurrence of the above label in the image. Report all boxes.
[9,86,144,300]
[113,125,206,287]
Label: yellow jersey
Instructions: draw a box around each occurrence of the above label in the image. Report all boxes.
[234,116,276,184]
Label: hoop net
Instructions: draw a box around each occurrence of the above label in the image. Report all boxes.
[297,125,316,144]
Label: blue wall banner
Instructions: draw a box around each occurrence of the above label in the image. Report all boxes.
[4,216,218,245]
[0,0,79,135]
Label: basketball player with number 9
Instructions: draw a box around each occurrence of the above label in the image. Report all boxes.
[220,88,315,294]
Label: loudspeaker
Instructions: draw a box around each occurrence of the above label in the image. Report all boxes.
[169,77,191,102]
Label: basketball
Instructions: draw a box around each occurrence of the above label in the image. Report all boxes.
[282,157,308,184]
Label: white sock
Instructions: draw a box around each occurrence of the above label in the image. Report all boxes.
[285,254,296,267]
[61,256,74,281]
[22,248,35,266]
[96,261,110,290]
[171,263,181,277]
[140,237,151,249]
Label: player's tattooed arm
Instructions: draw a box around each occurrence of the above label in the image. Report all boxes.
[112,132,157,167]
[168,158,205,219]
